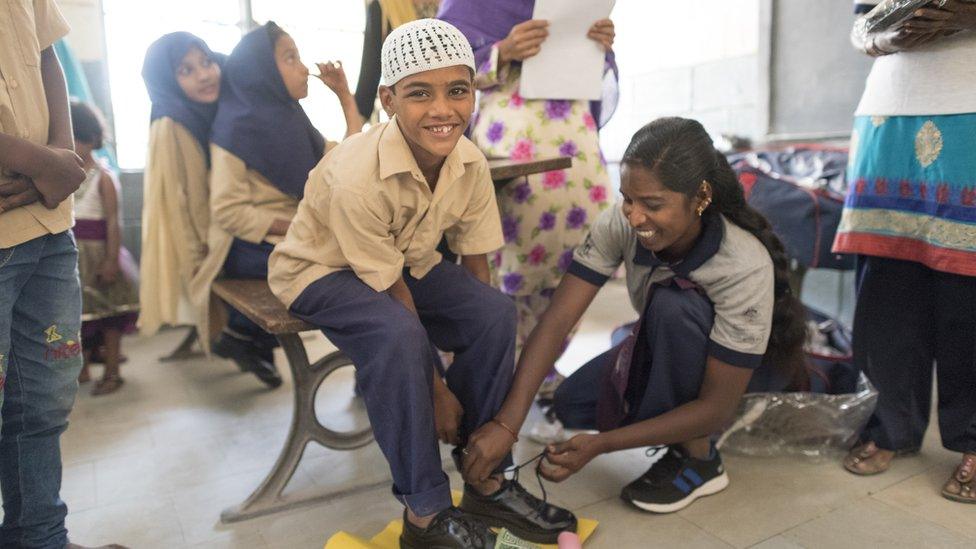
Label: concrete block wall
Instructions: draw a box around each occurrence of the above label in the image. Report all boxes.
[600,0,763,170]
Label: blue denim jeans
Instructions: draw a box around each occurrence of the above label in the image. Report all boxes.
[0,231,83,549]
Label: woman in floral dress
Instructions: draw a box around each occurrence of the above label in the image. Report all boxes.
[439,1,617,392]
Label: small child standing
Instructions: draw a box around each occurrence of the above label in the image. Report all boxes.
[269,19,575,548]
[70,101,139,396]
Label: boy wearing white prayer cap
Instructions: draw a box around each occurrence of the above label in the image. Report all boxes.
[268,19,576,548]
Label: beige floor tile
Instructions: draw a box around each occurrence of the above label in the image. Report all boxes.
[61,460,97,514]
[676,451,935,548]
[65,496,185,549]
[749,537,806,549]
[576,497,733,549]
[48,280,971,548]
[872,464,976,541]
[777,498,973,548]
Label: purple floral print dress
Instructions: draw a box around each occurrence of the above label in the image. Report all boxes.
[471,45,612,350]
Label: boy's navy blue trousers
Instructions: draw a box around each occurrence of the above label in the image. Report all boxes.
[289,260,516,516]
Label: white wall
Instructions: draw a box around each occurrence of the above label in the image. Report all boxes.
[601,0,762,162]
[59,0,106,61]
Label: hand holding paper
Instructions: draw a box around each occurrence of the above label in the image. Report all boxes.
[498,19,550,64]
[519,0,616,101]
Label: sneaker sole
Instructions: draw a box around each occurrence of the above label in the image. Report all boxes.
[627,472,729,514]
[458,509,571,545]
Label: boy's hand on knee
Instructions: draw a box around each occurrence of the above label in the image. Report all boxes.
[433,382,464,446]
[462,422,515,484]
[31,147,85,208]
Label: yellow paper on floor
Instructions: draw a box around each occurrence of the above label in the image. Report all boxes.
[325,492,598,549]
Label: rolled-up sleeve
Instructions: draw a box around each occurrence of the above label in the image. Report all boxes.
[329,186,404,292]
[569,205,626,286]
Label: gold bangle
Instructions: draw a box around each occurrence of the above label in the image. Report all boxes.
[491,419,519,442]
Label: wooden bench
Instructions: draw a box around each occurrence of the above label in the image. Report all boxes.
[214,156,573,523]
[214,280,375,523]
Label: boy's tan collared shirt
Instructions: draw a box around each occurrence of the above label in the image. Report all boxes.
[269,119,503,307]
[0,0,72,248]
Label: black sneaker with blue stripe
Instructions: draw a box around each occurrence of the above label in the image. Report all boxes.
[621,445,729,513]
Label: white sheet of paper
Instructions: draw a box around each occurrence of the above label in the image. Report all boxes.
[519,0,615,101]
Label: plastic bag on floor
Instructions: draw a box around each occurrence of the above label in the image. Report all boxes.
[719,373,878,458]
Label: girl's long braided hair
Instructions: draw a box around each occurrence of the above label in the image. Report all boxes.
[622,117,808,388]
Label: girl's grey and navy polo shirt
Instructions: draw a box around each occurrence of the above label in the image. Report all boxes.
[568,205,775,369]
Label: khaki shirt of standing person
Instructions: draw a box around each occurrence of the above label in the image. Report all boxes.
[190,144,310,348]
[0,0,71,248]
[138,118,212,335]
[269,118,504,308]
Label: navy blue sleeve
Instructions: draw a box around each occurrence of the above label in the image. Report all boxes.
[567,260,610,287]
[708,340,764,370]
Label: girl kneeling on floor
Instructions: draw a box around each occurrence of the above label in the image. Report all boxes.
[461,116,808,513]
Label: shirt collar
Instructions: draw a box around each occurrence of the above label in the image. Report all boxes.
[633,210,724,278]
[377,116,483,183]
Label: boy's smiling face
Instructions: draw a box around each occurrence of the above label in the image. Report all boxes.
[379,65,475,169]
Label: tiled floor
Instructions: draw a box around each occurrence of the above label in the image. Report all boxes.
[7,280,974,548]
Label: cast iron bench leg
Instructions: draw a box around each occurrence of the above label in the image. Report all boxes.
[220,333,375,523]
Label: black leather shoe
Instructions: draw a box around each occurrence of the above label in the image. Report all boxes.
[460,480,577,544]
[399,506,496,549]
[213,333,282,389]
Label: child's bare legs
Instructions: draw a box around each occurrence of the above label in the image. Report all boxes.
[78,346,92,384]
[92,328,123,396]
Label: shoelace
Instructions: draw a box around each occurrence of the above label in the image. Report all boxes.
[645,445,667,459]
[504,450,550,507]
[642,445,685,486]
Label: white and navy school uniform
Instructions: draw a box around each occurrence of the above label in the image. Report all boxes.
[553,206,775,430]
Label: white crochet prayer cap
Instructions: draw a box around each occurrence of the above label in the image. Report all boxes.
[381,18,476,86]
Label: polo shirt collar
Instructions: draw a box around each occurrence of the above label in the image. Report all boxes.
[377,116,483,184]
[633,210,724,278]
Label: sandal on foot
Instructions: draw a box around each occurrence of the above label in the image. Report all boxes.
[941,453,976,504]
[91,376,124,396]
[843,441,915,476]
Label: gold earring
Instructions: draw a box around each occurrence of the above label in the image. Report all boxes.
[696,199,711,217]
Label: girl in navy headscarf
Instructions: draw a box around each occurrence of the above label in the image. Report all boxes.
[139,32,224,340]
[438,0,618,404]
[192,22,362,388]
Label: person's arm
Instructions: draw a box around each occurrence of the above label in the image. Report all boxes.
[850,1,956,56]
[460,254,490,284]
[354,0,384,120]
[540,357,753,482]
[0,133,84,211]
[473,20,549,90]
[150,120,210,271]
[42,46,72,151]
[97,170,122,285]
[387,272,464,445]
[209,147,282,243]
[463,273,600,483]
[316,62,364,138]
